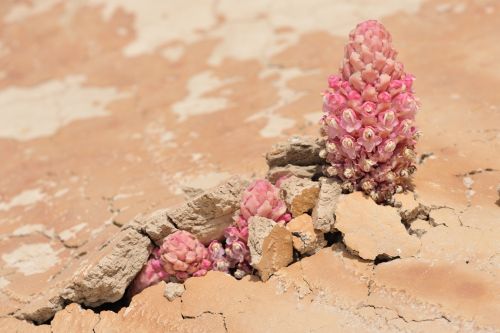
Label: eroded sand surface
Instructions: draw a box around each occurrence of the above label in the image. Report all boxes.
[0,0,499,332]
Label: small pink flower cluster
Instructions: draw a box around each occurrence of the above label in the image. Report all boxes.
[320,20,419,201]
[209,179,291,279]
[129,179,291,295]
[129,231,211,296]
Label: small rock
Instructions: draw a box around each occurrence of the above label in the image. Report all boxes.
[429,208,461,228]
[286,214,325,254]
[51,303,100,333]
[164,176,248,244]
[248,216,293,281]
[393,192,422,222]
[335,192,421,260]
[266,136,324,167]
[311,177,342,232]
[134,210,178,246]
[408,219,432,237]
[279,176,320,217]
[17,228,151,323]
[267,164,323,184]
[164,282,185,301]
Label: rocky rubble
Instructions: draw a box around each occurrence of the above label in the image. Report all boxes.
[3,136,499,333]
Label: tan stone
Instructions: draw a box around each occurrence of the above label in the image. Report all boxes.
[280,176,320,217]
[408,219,432,237]
[311,177,342,232]
[0,317,51,333]
[286,214,325,254]
[267,164,322,183]
[368,258,500,329]
[248,216,293,281]
[164,282,185,301]
[129,210,177,246]
[51,303,100,333]
[66,228,151,307]
[167,176,248,244]
[429,208,461,227]
[94,282,226,333]
[394,192,424,222]
[418,225,500,275]
[266,136,324,167]
[17,228,151,323]
[335,192,421,260]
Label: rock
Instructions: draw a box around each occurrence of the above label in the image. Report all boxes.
[367,258,500,328]
[248,217,293,281]
[164,282,185,301]
[267,164,323,183]
[18,228,151,323]
[279,176,320,217]
[408,219,432,237]
[167,176,248,244]
[393,192,423,222]
[429,208,461,227]
[311,177,342,232]
[51,303,100,333]
[266,136,324,167]
[66,228,151,307]
[0,317,51,332]
[93,282,226,333]
[286,214,325,254]
[132,210,178,246]
[335,192,421,260]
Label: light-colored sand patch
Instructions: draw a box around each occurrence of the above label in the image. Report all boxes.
[161,46,185,62]
[160,131,175,144]
[171,71,235,122]
[54,188,69,198]
[89,0,216,56]
[247,68,309,137]
[59,223,88,242]
[2,243,60,275]
[0,188,45,212]
[0,276,10,289]
[3,0,62,23]
[171,171,231,195]
[12,224,48,237]
[0,75,129,140]
[304,112,323,124]
[87,0,422,61]
[210,0,423,64]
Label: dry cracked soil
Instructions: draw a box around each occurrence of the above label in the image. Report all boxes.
[0,0,499,332]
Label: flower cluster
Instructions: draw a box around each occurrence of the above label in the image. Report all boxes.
[129,231,212,296]
[209,179,291,279]
[320,20,419,201]
[129,179,291,295]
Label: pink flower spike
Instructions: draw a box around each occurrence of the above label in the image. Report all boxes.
[208,240,225,260]
[240,180,289,223]
[325,116,344,139]
[377,91,391,103]
[340,109,362,133]
[357,127,382,152]
[328,75,342,89]
[360,101,377,117]
[341,135,359,159]
[159,230,212,282]
[394,93,418,118]
[323,92,346,113]
[378,110,399,131]
[347,89,361,101]
[376,139,397,161]
[128,257,169,296]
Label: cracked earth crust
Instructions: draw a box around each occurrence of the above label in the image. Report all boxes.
[1,0,499,332]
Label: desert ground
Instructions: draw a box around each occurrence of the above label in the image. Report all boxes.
[0,0,499,332]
